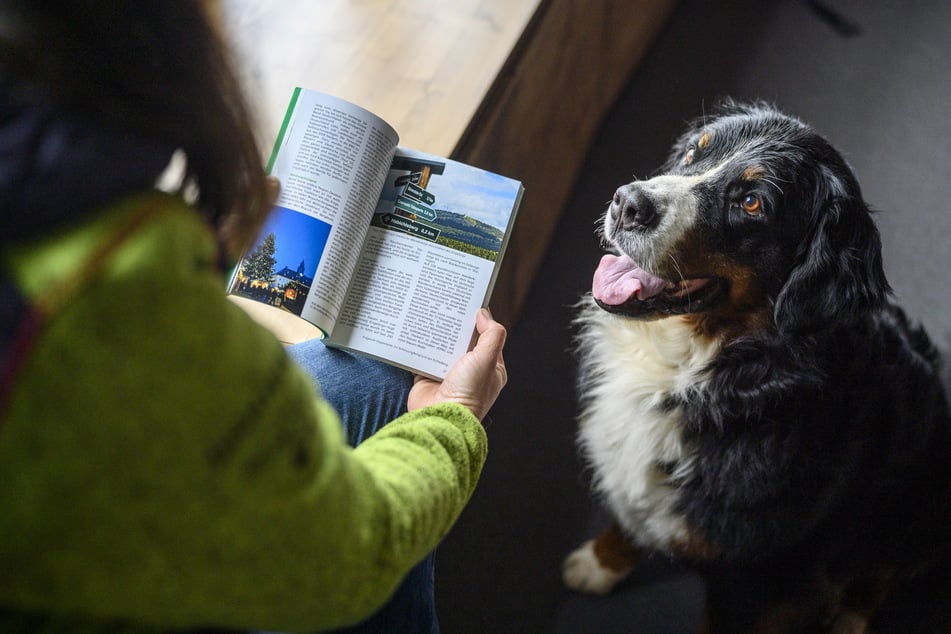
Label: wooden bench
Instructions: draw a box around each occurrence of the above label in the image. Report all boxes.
[218,0,678,341]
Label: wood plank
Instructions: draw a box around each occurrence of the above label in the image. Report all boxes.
[218,0,542,156]
[453,0,679,326]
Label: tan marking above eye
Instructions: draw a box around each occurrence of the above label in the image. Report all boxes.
[698,131,712,149]
[743,166,765,181]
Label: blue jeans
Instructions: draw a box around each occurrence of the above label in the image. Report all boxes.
[286,339,440,634]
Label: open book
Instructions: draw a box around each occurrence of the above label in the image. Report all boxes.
[228,88,524,379]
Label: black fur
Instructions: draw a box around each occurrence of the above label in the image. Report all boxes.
[585,101,951,632]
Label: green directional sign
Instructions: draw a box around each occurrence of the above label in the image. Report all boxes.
[395,195,437,222]
[403,182,436,206]
[381,213,441,242]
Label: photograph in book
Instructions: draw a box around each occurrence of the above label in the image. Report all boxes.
[229,207,331,317]
[371,148,514,262]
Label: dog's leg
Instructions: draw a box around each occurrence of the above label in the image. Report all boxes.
[829,611,869,634]
[563,521,642,594]
[828,573,899,634]
[705,570,884,634]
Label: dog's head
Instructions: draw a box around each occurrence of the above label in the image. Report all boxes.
[593,100,889,336]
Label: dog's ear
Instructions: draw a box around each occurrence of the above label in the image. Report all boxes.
[774,196,890,335]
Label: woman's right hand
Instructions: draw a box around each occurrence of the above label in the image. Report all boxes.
[407,308,507,421]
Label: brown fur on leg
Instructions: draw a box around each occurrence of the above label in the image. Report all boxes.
[562,521,643,594]
[831,569,913,634]
[669,527,722,562]
[593,521,643,573]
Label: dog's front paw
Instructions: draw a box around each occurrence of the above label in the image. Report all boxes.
[562,539,632,595]
[830,610,869,634]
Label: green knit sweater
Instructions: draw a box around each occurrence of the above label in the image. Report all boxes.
[0,193,487,632]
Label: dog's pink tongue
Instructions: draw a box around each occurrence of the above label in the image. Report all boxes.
[592,254,667,305]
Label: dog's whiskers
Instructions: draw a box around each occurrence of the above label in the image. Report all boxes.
[667,254,692,307]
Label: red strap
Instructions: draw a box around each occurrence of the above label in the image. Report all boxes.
[0,307,44,416]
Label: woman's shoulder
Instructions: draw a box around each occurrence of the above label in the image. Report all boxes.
[3,191,220,303]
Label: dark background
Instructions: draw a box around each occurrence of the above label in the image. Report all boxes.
[437,0,951,631]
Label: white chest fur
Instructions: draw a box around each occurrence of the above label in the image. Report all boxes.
[574,302,720,549]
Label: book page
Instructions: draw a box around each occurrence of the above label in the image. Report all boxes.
[228,88,398,334]
[326,148,523,379]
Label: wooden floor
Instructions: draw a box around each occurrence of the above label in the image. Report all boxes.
[217,0,542,157]
[217,0,677,338]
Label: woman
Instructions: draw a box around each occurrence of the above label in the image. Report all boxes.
[0,1,507,632]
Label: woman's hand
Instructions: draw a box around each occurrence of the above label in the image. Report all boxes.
[408,308,507,421]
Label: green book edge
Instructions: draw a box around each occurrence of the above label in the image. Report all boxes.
[265,86,302,174]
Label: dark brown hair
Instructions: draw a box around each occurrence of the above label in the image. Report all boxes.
[0,0,269,256]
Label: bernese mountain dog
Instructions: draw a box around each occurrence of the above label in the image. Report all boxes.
[563,101,951,633]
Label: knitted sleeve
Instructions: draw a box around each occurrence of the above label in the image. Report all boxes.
[0,199,487,632]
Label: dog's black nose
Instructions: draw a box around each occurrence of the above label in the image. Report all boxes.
[611,185,658,230]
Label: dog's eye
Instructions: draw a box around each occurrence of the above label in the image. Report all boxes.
[741,194,763,215]
[683,146,696,165]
